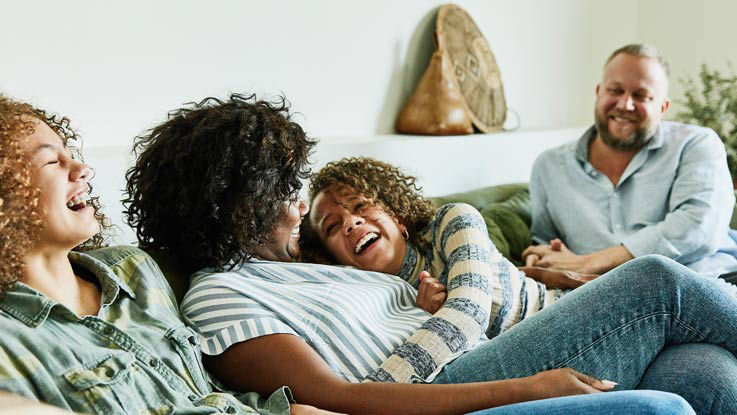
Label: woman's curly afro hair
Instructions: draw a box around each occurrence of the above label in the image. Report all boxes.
[0,95,107,297]
[307,157,436,251]
[124,93,316,270]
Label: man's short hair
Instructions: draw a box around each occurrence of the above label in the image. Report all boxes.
[123,93,317,270]
[605,43,670,78]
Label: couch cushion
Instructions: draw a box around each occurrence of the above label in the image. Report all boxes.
[145,249,195,305]
[480,204,530,264]
[432,183,531,264]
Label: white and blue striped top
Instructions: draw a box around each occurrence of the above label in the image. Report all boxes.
[180,261,432,383]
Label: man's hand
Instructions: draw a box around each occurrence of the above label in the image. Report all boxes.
[519,266,598,289]
[521,368,617,400]
[290,403,346,415]
[523,240,634,274]
[522,239,590,273]
[416,271,447,314]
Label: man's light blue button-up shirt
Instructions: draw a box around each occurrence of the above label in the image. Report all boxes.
[530,121,737,277]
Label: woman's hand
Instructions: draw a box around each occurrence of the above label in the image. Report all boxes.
[519,266,598,289]
[290,403,346,415]
[416,271,447,314]
[521,368,617,400]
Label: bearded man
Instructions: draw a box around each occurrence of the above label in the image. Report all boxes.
[523,44,737,278]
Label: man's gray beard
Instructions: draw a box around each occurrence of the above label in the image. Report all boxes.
[595,116,653,152]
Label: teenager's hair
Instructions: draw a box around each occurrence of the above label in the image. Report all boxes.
[0,95,107,297]
[123,93,316,270]
[307,157,436,258]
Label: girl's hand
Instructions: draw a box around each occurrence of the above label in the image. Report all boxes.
[416,271,447,314]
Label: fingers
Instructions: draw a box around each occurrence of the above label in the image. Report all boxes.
[417,272,429,303]
[536,258,553,269]
[522,245,540,258]
[525,254,539,267]
[570,369,617,392]
[290,404,347,415]
[417,272,447,314]
[550,239,563,251]
[430,292,447,314]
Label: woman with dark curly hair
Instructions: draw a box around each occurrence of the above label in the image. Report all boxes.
[124,93,315,271]
[0,95,331,415]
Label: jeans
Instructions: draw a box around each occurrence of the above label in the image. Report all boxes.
[433,255,737,415]
[637,343,737,415]
[468,390,694,415]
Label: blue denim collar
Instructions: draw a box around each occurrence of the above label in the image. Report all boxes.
[0,251,136,328]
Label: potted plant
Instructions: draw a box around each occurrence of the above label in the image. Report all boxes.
[675,64,737,186]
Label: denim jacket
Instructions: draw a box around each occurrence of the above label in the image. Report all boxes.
[0,246,291,415]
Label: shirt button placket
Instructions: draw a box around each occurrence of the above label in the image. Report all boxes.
[610,192,619,232]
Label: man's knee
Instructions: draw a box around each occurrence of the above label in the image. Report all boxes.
[638,343,737,415]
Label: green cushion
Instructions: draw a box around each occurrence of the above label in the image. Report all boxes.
[432,183,531,264]
[480,204,530,264]
[480,212,511,260]
[432,183,529,211]
[146,248,195,305]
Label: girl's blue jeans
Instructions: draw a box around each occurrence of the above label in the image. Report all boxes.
[433,255,737,415]
[468,390,694,415]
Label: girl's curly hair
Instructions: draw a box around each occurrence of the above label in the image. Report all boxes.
[123,93,316,271]
[0,95,107,297]
[306,157,436,262]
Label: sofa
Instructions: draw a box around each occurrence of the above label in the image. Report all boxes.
[83,125,737,301]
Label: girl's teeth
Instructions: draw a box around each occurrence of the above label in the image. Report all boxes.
[67,197,89,210]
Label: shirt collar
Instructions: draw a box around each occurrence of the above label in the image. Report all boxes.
[575,123,665,163]
[0,251,136,328]
[397,243,418,281]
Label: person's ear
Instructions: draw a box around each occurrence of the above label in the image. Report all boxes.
[398,223,409,241]
[661,97,670,114]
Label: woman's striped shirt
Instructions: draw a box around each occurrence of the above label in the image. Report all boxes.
[180,260,436,383]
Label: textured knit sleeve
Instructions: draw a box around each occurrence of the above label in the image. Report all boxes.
[365,203,503,383]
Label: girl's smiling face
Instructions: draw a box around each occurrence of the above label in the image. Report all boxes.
[26,120,99,251]
[310,185,407,274]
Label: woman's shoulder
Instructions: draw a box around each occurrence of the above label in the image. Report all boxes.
[76,246,176,301]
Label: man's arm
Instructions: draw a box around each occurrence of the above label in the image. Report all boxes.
[525,129,732,273]
[205,333,614,415]
[529,156,561,246]
[622,130,734,263]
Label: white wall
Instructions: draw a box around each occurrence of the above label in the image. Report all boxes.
[636,0,737,118]
[2,0,638,148]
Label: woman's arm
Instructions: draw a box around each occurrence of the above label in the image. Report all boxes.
[205,334,613,415]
